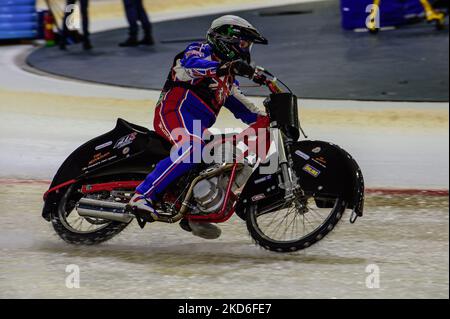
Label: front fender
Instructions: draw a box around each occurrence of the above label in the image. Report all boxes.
[290,140,364,220]
[235,140,365,221]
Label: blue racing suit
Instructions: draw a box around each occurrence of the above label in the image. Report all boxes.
[136,42,264,200]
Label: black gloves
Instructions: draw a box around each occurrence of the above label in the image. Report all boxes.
[230,59,256,78]
[217,59,267,86]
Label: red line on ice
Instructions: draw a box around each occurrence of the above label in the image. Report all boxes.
[0,179,448,196]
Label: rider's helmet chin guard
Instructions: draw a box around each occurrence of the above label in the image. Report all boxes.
[206,15,268,63]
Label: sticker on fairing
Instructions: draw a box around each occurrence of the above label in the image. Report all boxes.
[254,175,272,184]
[302,164,321,177]
[312,156,327,168]
[95,141,112,151]
[295,150,310,160]
[114,132,137,149]
[251,193,266,202]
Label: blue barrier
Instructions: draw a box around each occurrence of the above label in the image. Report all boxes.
[0,21,36,30]
[0,0,37,39]
[0,13,37,23]
[0,6,35,14]
[0,30,37,39]
[341,0,425,30]
[0,0,35,6]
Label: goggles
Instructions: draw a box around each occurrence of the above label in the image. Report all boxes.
[238,39,253,52]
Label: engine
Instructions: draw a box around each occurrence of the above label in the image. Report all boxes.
[192,164,253,214]
[192,176,225,214]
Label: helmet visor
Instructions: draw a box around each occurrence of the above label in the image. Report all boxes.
[239,39,253,50]
[233,39,253,62]
[239,27,268,45]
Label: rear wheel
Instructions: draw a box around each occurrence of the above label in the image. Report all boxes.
[51,183,131,245]
[246,195,346,252]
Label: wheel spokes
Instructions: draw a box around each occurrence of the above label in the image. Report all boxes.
[253,196,339,243]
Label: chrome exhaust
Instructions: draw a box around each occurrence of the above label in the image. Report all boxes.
[76,198,134,223]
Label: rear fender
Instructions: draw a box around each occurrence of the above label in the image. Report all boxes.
[41,172,150,222]
[47,118,169,189]
[42,118,171,221]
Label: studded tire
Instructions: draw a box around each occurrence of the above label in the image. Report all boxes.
[51,184,131,245]
[246,198,346,253]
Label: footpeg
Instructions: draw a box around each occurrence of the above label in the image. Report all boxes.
[125,205,155,229]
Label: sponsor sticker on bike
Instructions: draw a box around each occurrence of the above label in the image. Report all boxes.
[83,152,118,171]
[88,152,111,166]
[312,156,327,168]
[302,164,321,177]
[251,193,266,202]
[295,150,310,160]
[114,132,137,149]
[95,141,112,151]
[254,175,272,184]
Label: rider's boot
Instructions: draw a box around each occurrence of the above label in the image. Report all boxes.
[127,193,158,221]
[179,218,221,240]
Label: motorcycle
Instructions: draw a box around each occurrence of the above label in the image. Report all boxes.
[42,68,365,253]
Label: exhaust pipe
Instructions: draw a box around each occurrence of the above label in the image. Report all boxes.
[76,198,134,223]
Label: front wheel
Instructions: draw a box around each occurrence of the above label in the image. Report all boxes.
[246,195,346,252]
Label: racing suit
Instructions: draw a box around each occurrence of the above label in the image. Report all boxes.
[136,42,264,200]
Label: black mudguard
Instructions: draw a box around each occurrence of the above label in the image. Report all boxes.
[235,140,365,220]
[42,118,171,221]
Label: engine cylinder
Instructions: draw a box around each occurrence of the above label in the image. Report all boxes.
[192,177,225,213]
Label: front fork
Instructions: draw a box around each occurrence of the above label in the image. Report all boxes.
[273,127,300,200]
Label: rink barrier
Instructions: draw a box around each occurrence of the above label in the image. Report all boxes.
[0,30,37,39]
[0,0,35,5]
[0,13,37,23]
[0,0,37,40]
[0,6,35,14]
[0,21,36,30]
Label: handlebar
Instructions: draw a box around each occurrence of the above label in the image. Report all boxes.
[252,66,292,94]
[224,60,291,94]
[253,67,307,138]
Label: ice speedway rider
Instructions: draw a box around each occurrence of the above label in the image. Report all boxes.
[127,15,269,239]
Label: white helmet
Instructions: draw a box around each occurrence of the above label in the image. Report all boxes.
[207,15,267,62]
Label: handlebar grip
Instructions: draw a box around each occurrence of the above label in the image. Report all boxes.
[231,59,256,78]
